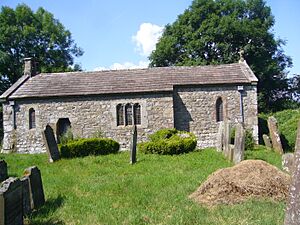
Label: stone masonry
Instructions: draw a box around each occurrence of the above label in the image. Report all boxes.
[2,85,257,153]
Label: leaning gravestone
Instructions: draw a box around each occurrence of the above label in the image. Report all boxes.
[216,122,224,152]
[284,121,300,225]
[130,125,137,164]
[42,125,60,162]
[267,116,283,154]
[233,123,245,164]
[0,161,8,183]
[262,134,272,149]
[0,177,23,225]
[23,166,45,209]
[20,176,31,215]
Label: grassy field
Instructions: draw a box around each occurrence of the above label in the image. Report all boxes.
[1,148,286,225]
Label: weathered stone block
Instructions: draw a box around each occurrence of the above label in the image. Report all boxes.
[42,124,60,162]
[23,166,45,209]
[222,121,231,160]
[262,134,272,149]
[20,176,31,215]
[267,116,283,154]
[284,121,300,225]
[0,177,23,225]
[216,122,224,152]
[0,161,8,183]
[233,123,245,164]
[130,125,137,164]
[282,153,295,174]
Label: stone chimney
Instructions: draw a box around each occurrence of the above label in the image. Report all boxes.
[23,57,36,77]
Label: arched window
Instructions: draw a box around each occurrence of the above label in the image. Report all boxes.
[116,104,124,126]
[125,104,133,125]
[133,103,141,125]
[216,97,223,122]
[29,108,36,129]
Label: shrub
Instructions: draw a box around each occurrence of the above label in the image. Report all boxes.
[60,138,120,158]
[59,128,74,145]
[149,128,177,142]
[244,129,254,151]
[138,129,197,155]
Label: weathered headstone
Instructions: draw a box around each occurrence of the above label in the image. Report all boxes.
[233,123,245,164]
[262,134,272,149]
[284,121,300,225]
[216,122,224,152]
[0,161,8,183]
[267,116,283,154]
[20,176,32,215]
[130,125,137,164]
[23,166,45,209]
[0,177,23,225]
[42,124,60,162]
[222,121,231,159]
[282,153,295,174]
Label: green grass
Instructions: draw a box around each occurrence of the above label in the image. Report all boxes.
[259,108,300,151]
[1,148,286,225]
[245,145,283,169]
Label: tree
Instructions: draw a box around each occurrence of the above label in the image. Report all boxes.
[0,4,83,94]
[149,0,292,112]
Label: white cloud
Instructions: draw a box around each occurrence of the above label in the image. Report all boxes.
[94,60,149,71]
[132,23,163,56]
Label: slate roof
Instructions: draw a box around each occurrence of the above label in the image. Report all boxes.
[0,61,258,101]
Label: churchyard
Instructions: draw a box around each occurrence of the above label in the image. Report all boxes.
[0,147,286,225]
[0,109,299,224]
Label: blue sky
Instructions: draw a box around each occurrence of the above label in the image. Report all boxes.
[1,0,299,75]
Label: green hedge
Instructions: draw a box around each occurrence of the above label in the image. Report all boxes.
[60,138,120,158]
[138,129,197,155]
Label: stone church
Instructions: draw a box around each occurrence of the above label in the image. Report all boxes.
[0,58,258,153]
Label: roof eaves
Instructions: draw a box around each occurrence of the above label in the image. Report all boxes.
[240,61,258,84]
[0,75,30,102]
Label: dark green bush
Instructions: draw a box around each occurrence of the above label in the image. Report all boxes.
[60,138,119,158]
[138,129,197,155]
[149,128,177,142]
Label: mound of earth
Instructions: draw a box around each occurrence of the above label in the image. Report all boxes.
[189,160,291,206]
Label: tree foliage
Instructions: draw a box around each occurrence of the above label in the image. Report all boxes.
[149,0,292,112]
[0,4,83,93]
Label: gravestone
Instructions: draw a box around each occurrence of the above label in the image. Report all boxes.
[0,177,23,225]
[222,121,231,159]
[267,116,283,154]
[282,153,295,174]
[233,123,245,164]
[0,161,8,183]
[42,125,60,162]
[23,166,45,209]
[20,176,31,215]
[284,121,300,225]
[130,125,137,164]
[262,134,272,149]
[216,122,224,152]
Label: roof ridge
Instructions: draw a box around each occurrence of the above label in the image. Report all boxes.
[39,62,242,76]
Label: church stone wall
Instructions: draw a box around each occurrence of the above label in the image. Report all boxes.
[174,85,258,149]
[2,84,258,153]
[2,93,174,153]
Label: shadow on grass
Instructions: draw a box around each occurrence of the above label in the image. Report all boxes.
[27,195,65,225]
